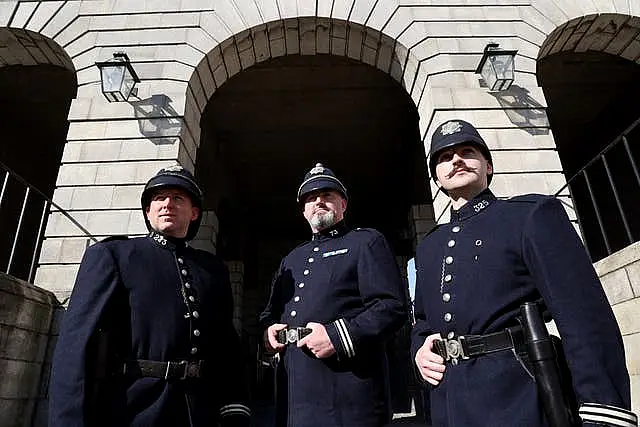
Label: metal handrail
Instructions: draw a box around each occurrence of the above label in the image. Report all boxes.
[555,116,640,260]
[555,116,640,196]
[0,160,98,283]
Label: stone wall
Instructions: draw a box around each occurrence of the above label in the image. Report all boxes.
[594,241,640,412]
[0,273,58,427]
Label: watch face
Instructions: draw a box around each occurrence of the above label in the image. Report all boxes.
[287,329,298,343]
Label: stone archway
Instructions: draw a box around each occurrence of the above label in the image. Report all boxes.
[0,27,77,281]
[178,18,428,171]
[537,14,640,261]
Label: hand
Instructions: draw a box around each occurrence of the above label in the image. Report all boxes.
[415,333,446,386]
[264,323,287,354]
[297,322,336,359]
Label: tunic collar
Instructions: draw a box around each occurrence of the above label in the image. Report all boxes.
[450,188,496,222]
[312,220,349,241]
[148,231,188,250]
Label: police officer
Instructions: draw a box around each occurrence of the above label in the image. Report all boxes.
[411,120,637,427]
[49,165,251,427]
[260,163,408,427]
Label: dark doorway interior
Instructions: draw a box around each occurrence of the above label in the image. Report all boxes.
[0,64,76,281]
[538,51,640,261]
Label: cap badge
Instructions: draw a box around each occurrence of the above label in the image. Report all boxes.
[440,121,462,136]
[163,165,184,172]
[309,163,325,175]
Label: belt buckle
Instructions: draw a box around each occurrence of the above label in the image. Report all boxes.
[164,360,189,380]
[286,328,300,344]
[444,336,468,365]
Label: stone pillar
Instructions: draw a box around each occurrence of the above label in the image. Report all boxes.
[0,272,58,427]
[190,210,219,254]
[225,261,244,334]
[409,204,436,249]
[593,242,640,413]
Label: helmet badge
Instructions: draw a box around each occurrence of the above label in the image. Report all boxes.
[440,121,462,136]
[163,164,184,172]
[309,163,325,175]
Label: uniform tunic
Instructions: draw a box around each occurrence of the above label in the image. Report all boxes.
[260,221,407,427]
[411,189,634,427]
[49,231,250,427]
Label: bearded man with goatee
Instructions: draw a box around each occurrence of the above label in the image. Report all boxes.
[260,163,408,427]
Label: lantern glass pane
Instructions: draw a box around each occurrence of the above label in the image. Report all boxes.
[100,65,125,93]
[491,54,514,80]
[121,67,136,99]
[481,60,497,92]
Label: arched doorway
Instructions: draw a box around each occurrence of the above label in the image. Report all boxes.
[537,14,640,261]
[183,18,431,412]
[0,28,76,281]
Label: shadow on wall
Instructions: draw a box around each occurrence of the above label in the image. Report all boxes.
[131,94,183,145]
[486,84,550,136]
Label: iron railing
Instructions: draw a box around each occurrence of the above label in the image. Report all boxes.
[555,116,640,262]
[0,161,97,283]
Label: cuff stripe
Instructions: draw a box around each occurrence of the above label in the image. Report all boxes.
[334,318,355,358]
[579,403,637,427]
[220,404,251,417]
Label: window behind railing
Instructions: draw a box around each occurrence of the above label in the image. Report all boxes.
[0,161,97,283]
[555,117,640,262]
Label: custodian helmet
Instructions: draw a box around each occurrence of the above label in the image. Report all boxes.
[141,165,204,240]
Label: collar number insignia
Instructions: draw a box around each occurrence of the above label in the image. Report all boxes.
[441,121,462,136]
[473,200,490,213]
[152,232,167,245]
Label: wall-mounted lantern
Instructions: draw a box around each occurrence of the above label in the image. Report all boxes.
[475,43,518,91]
[95,52,140,102]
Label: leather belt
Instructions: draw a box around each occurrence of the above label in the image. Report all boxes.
[277,327,312,345]
[433,327,523,365]
[121,359,204,380]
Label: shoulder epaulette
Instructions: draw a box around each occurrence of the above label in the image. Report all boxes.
[354,227,376,233]
[506,193,551,204]
[100,235,129,243]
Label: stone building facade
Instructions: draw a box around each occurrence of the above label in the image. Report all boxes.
[0,1,639,426]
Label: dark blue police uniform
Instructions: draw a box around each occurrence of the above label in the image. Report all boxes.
[49,166,251,427]
[260,163,408,427]
[411,120,636,427]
